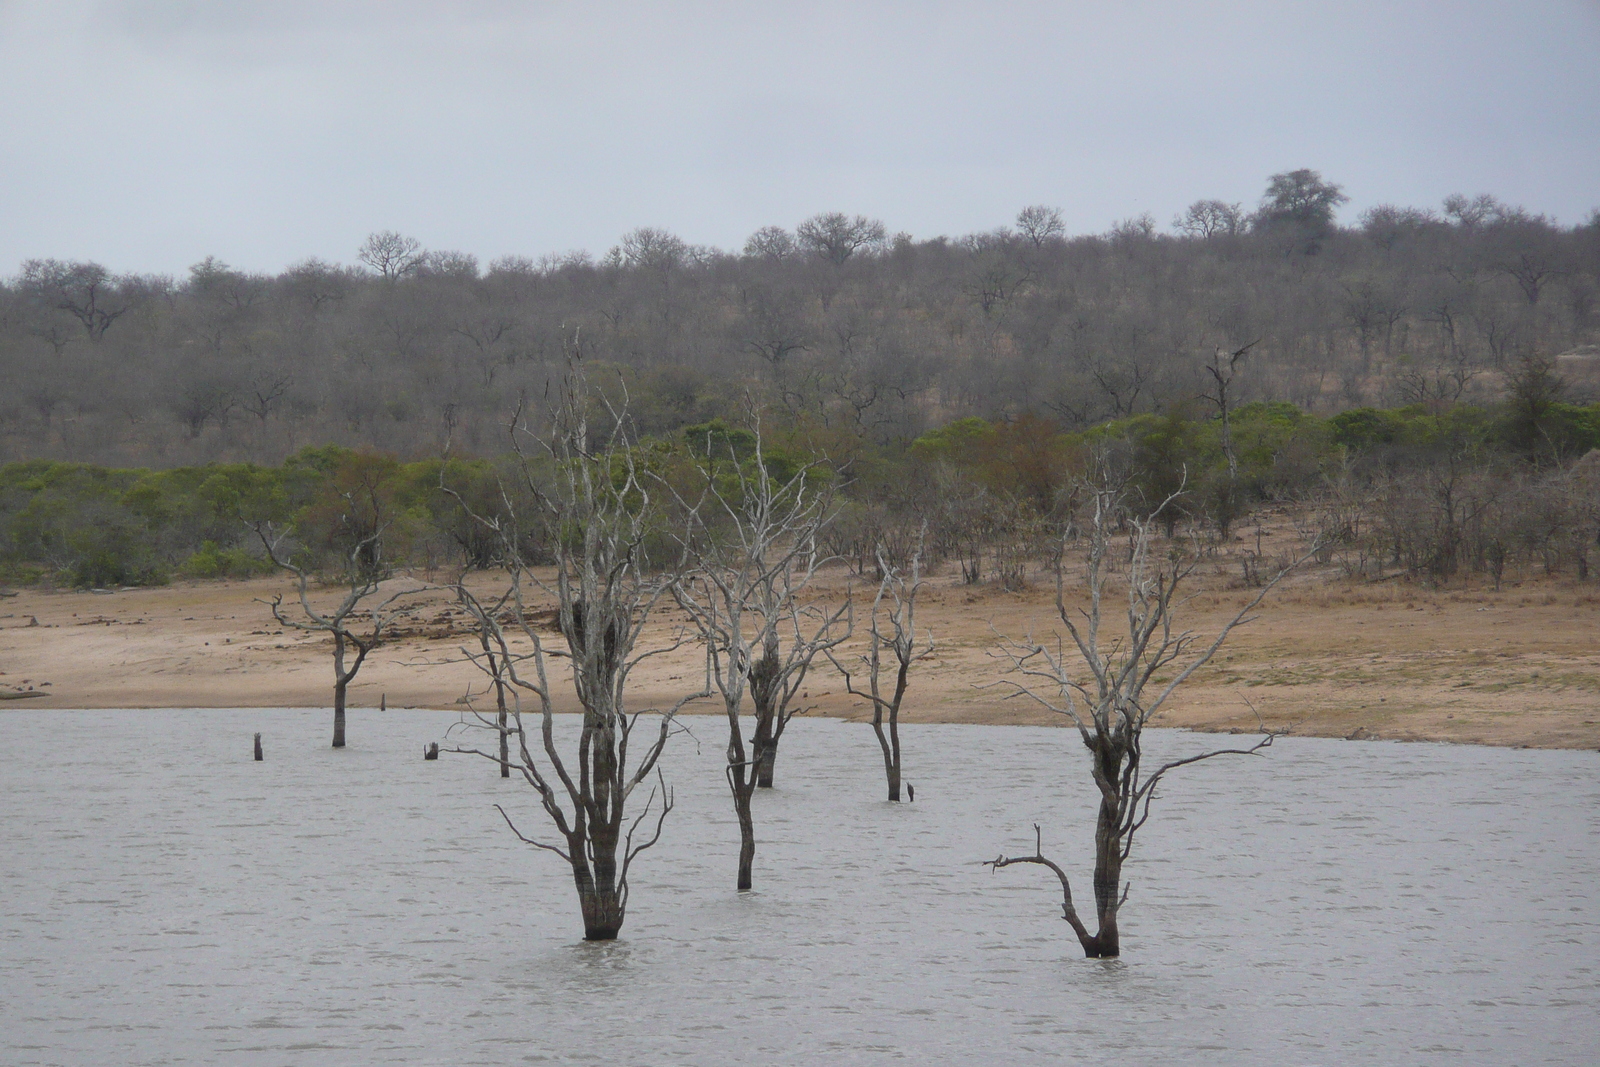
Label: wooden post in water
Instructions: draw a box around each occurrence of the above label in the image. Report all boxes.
[253,733,263,761]
[380,693,387,711]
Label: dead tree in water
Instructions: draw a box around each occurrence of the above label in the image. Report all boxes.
[467,588,513,777]
[671,423,848,892]
[251,496,419,748]
[443,353,707,940]
[986,467,1315,957]
[828,539,933,802]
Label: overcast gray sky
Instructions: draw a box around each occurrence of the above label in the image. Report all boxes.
[3,0,1597,276]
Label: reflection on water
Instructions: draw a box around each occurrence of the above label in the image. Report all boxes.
[2,709,1597,1065]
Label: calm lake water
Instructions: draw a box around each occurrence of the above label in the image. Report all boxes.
[2,708,1597,1066]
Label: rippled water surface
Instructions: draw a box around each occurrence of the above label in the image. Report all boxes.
[3,709,1597,1065]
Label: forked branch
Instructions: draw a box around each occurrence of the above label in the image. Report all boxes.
[985,824,1095,948]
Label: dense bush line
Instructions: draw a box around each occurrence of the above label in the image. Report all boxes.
[3,394,1597,590]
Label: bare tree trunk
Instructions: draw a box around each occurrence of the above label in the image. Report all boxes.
[493,666,509,779]
[870,714,902,801]
[750,641,780,789]
[1089,786,1124,957]
[483,641,510,777]
[498,706,510,777]
[888,715,901,801]
[332,639,347,749]
[572,862,626,941]
[329,631,375,750]
[734,771,756,892]
[755,739,777,789]
[751,720,774,791]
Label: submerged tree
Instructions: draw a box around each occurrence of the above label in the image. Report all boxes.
[829,539,933,802]
[671,423,849,891]
[251,456,420,748]
[985,463,1315,957]
[443,354,707,940]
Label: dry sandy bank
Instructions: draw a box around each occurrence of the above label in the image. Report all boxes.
[3,550,1596,750]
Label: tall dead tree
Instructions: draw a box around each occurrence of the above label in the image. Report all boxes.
[828,540,933,802]
[1199,339,1257,537]
[443,353,707,940]
[1201,340,1257,484]
[671,424,849,891]
[986,463,1315,957]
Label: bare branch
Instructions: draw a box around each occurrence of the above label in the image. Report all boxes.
[494,804,572,861]
[984,824,1096,948]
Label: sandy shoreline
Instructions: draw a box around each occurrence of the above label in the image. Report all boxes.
[3,552,1597,750]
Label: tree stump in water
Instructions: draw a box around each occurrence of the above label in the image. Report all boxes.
[423,742,439,760]
[253,733,263,761]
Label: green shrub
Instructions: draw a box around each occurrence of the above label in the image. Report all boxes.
[63,549,166,589]
[179,541,276,580]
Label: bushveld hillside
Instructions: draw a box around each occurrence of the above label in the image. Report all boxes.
[3,178,1597,468]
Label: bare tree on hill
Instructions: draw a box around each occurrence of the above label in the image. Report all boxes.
[18,259,141,343]
[744,225,797,262]
[797,212,887,265]
[1015,205,1066,248]
[1174,199,1245,239]
[358,231,425,281]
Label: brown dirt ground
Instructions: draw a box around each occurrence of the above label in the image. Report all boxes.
[2,522,1596,751]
